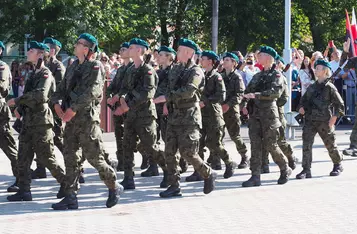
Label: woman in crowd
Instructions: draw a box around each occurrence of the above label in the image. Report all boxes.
[299,56,315,96]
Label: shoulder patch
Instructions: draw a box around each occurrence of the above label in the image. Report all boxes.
[0,66,4,71]
[57,67,62,71]
[93,65,100,70]
[43,74,49,79]
[276,73,281,77]
[217,76,223,81]
[148,70,153,75]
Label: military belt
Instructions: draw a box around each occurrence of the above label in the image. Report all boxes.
[172,102,199,109]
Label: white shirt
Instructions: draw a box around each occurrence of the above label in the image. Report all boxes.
[243,66,260,85]
[299,69,314,96]
[329,60,340,73]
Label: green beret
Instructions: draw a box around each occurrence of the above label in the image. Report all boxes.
[129,38,149,49]
[28,41,50,52]
[159,46,176,55]
[276,55,285,65]
[43,37,62,48]
[195,49,202,55]
[259,46,278,59]
[314,59,332,70]
[121,42,130,49]
[201,50,219,61]
[0,41,4,51]
[223,52,239,63]
[178,38,198,52]
[77,33,98,52]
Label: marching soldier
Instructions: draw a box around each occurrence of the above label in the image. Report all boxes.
[7,41,66,201]
[296,59,344,179]
[242,46,291,187]
[159,38,216,198]
[0,41,19,192]
[186,50,237,182]
[51,33,122,210]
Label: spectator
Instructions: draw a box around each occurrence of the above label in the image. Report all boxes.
[310,51,324,69]
[254,50,263,71]
[241,52,260,86]
[18,77,25,97]
[329,48,343,95]
[299,56,315,96]
[10,61,20,98]
[341,69,356,118]
[109,61,120,80]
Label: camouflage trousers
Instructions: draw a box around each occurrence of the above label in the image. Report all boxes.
[157,114,168,143]
[248,118,288,176]
[199,124,232,165]
[349,105,357,148]
[17,125,65,191]
[302,120,342,169]
[223,109,247,155]
[262,121,294,166]
[165,124,212,187]
[63,121,117,194]
[0,122,18,177]
[113,115,124,166]
[123,117,166,176]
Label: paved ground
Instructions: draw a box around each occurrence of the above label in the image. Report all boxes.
[0,125,357,234]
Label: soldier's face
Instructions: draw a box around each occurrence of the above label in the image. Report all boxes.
[119,47,129,59]
[27,48,42,63]
[200,56,211,69]
[74,39,88,57]
[314,65,326,78]
[128,45,140,58]
[223,57,235,70]
[177,46,194,63]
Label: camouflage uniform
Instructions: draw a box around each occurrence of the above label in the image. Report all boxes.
[261,74,294,169]
[14,67,65,191]
[0,60,18,178]
[165,63,212,187]
[299,80,344,170]
[119,63,166,179]
[221,70,248,163]
[155,66,170,142]
[244,69,289,177]
[106,62,132,168]
[52,60,118,195]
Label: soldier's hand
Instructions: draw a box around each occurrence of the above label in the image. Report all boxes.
[199,101,205,108]
[242,107,248,115]
[114,106,124,116]
[107,97,114,106]
[62,108,76,122]
[243,93,255,99]
[7,98,15,107]
[343,38,351,53]
[222,104,230,113]
[111,95,120,104]
[329,116,337,129]
[54,104,64,118]
[119,97,129,113]
[299,107,305,115]
[14,108,21,119]
[163,103,169,116]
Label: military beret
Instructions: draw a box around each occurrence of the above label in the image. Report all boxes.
[121,42,130,49]
[178,38,198,52]
[276,55,285,65]
[201,50,219,61]
[259,46,278,59]
[77,33,99,52]
[0,41,5,51]
[223,52,239,63]
[28,41,50,52]
[43,37,62,48]
[314,59,332,70]
[129,38,149,49]
[158,46,176,55]
[195,49,202,55]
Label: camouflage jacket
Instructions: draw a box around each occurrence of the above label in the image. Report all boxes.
[106,62,133,99]
[300,79,344,122]
[221,70,245,114]
[201,69,225,127]
[15,66,55,127]
[166,62,204,127]
[45,57,65,87]
[52,59,105,123]
[0,60,12,123]
[244,69,284,128]
[155,65,171,115]
[119,62,158,122]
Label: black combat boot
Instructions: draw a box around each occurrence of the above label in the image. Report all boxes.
[261,165,270,174]
[238,154,249,169]
[159,185,182,198]
[57,183,66,199]
[120,176,135,190]
[277,167,292,185]
[223,161,238,179]
[106,184,124,208]
[242,175,261,187]
[179,158,188,173]
[7,190,32,201]
[296,168,312,179]
[141,164,159,177]
[140,154,149,170]
[31,167,47,179]
[330,164,343,176]
[203,171,217,194]
[79,168,85,184]
[185,171,203,182]
[7,178,19,192]
[52,193,78,210]
[343,147,357,156]
[160,171,169,188]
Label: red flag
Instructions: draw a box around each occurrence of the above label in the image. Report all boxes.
[346,9,357,57]
[351,8,357,55]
